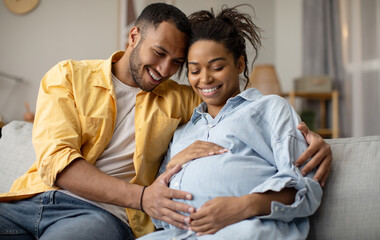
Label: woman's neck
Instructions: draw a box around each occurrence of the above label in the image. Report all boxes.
[207,105,223,118]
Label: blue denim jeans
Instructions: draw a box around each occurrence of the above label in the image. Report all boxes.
[0,191,134,240]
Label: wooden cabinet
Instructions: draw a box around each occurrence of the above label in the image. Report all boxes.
[282,91,339,138]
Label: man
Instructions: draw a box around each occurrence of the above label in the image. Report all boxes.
[0,3,331,239]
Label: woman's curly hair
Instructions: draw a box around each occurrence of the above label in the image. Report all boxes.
[188,5,262,88]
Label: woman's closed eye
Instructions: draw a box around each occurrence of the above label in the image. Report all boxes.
[189,67,200,75]
[212,66,224,71]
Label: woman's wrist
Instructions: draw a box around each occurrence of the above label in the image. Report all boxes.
[240,194,261,218]
[242,188,297,218]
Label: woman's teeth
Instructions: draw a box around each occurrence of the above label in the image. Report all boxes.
[201,86,219,93]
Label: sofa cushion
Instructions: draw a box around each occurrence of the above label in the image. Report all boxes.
[0,121,35,193]
[308,136,380,240]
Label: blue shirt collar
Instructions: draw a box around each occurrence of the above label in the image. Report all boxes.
[190,88,263,124]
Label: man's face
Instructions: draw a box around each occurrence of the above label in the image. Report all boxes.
[128,21,187,92]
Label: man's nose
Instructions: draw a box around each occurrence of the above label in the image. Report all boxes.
[157,59,173,78]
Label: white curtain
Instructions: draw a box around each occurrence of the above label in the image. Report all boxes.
[302,0,346,137]
[303,0,380,137]
[340,0,380,137]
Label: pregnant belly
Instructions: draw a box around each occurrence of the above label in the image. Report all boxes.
[169,154,276,209]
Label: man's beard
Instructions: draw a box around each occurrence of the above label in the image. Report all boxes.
[129,42,156,92]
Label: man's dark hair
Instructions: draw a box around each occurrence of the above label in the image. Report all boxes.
[134,3,191,75]
[135,3,191,37]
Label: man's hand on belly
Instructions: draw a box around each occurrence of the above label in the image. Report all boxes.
[142,165,195,230]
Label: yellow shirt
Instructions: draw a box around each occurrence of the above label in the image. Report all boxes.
[0,52,201,237]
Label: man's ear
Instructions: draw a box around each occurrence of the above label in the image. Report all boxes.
[128,26,141,48]
[237,56,245,74]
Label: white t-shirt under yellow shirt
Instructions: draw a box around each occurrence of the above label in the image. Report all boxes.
[60,73,140,226]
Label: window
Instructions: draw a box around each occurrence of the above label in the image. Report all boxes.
[340,0,380,136]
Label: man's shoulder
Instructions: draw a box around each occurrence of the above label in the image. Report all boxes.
[53,58,106,72]
[43,57,112,90]
[149,80,201,121]
[161,79,193,91]
[157,80,197,98]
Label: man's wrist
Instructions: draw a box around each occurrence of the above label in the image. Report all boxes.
[140,186,147,212]
[114,181,146,210]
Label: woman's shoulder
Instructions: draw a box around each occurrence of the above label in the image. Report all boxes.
[242,89,300,136]
[241,88,291,112]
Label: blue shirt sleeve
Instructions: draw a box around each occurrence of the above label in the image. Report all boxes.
[249,97,323,222]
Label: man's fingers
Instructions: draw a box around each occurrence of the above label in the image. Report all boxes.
[160,213,188,230]
[168,196,194,214]
[167,188,193,201]
[159,164,182,183]
[158,205,191,226]
[154,187,194,212]
[145,187,194,228]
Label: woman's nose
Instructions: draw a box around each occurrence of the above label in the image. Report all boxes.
[200,70,212,84]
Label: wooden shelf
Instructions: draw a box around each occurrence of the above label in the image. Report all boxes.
[282,90,339,138]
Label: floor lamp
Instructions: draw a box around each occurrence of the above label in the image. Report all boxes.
[246,64,281,95]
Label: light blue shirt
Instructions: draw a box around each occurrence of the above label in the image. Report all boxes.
[140,88,323,240]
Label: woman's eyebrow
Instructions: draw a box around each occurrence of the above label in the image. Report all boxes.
[208,57,226,64]
[188,57,226,65]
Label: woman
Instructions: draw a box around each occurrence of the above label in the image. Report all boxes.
[139,5,322,240]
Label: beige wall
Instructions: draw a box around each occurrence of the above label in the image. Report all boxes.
[274,0,302,92]
[134,0,303,90]
[0,0,302,122]
[0,0,119,122]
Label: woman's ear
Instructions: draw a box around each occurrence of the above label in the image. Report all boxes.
[237,56,245,74]
[128,26,141,48]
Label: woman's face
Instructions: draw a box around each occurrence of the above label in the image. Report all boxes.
[187,40,244,117]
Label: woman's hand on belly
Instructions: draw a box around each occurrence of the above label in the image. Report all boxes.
[167,140,228,170]
[189,196,251,236]
[189,188,297,236]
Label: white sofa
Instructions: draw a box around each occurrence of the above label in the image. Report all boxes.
[1,121,379,239]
